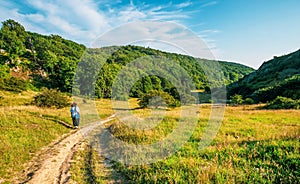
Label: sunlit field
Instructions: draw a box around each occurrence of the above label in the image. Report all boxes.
[1,91,299,183]
[100,103,300,183]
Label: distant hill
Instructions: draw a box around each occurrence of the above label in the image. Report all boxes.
[0,19,254,100]
[228,49,300,102]
[74,45,254,99]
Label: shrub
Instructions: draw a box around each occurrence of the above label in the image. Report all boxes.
[33,88,70,108]
[264,96,300,109]
[0,64,10,78]
[138,90,179,108]
[230,94,244,105]
[181,93,197,105]
[0,77,31,92]
[243,98,255,105]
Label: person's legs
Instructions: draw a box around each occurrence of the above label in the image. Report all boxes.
[72,117,76,126]
[74,118,79,128]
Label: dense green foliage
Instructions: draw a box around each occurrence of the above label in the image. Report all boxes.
[0,19,86,92]
[264,96,300,109]
[228,50,300,102]
[229,94,255,105]
[138,90,179,108]
[33,88,70,108]
[76,46,253,101]
[230,94,244,105]
[0,19,254,99]
[253,75,300,103]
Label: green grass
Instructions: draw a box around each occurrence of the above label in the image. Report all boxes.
[1,90,299,183]
[69,140,126,184]
[104,105,300,183]
[0,90,36,106]
[0,90,74,182]
[69,141,105,183]
[0,109,71,182]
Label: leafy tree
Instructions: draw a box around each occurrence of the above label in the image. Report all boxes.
[138,90,179,108]
[230,94,244,105]
[0,20,254,98]
[0,19,27,64]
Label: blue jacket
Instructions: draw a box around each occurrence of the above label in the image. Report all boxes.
[70,106,80,119]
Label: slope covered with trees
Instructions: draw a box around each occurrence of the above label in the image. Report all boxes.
[228,49,300,103]
[0,19,254,101]
[74,46,254,101]
[0,19,86,92]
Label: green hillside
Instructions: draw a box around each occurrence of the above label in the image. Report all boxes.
[74,46,254,101]
[0,19,253,99]
[0,19,86,92]
[228,49,300,102]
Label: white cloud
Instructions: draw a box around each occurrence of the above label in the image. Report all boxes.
[92,21,215,60]
[0,0,220,56]
[117,6,146,22]
[200,1,218,8]
[21,0,111,43]
[175,2,193,9]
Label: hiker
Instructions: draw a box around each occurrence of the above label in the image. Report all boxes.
[70,102,80,128]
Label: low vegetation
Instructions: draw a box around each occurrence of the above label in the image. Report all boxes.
[264,96,300,109]
[102,104,299,183]
[1,89,299,183]
[32,88,70,108]
[69,141,106,183]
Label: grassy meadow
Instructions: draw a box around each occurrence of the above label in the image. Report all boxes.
[0,90,72,182]
[0,91,299,183]
[97,103,299,183]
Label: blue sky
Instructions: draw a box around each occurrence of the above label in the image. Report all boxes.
[0,0,299,69]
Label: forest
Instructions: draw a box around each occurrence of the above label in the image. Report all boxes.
[0,19,253,103]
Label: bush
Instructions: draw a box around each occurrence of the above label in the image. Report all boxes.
[0,64,10,78]
[230,94,244,105]
[33,88,70,108]
[181,93,197,105]
[264,96,300,109]
[138,90,180,108]
[0,77,32,92]
[243,98,255,105]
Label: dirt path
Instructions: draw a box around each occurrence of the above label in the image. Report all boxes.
[24,115,116,184]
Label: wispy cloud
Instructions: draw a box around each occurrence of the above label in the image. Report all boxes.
[175,1,193,9]
[0,0,220,54]
[200,1,218,8]
[91,21,217,60]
